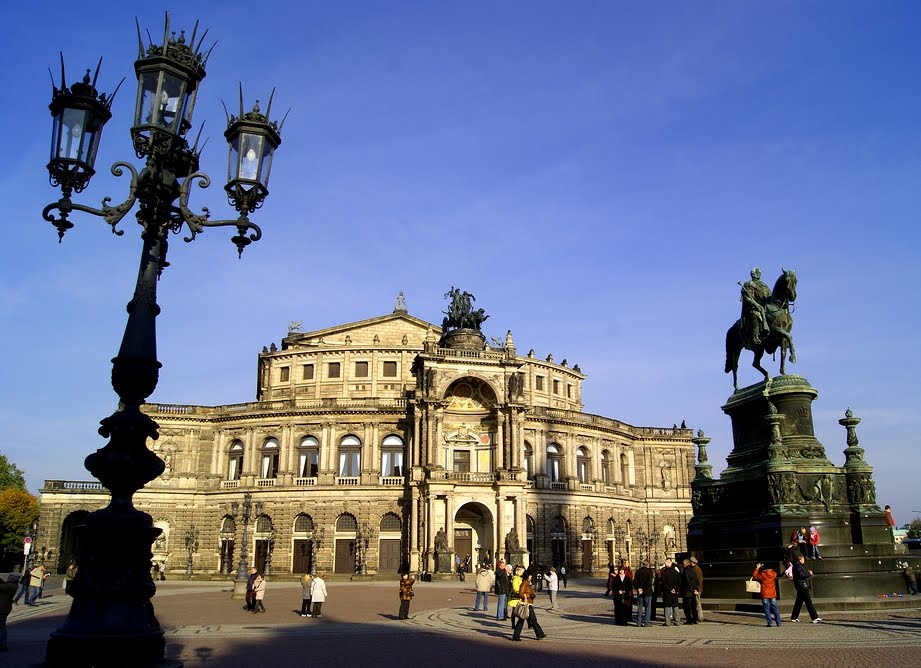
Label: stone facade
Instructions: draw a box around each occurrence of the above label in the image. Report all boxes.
[39,305,694,578]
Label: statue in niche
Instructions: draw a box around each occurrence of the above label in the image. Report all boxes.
[434,528,449,553]
[505,528,521,552]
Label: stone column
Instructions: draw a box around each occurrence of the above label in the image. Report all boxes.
[496,413,506,470]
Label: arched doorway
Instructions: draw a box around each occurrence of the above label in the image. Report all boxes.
[454,502,494,569]
[57,510,89,574]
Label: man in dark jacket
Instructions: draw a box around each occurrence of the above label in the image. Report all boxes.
[790,555,822,623]
[494,560,511,621]
[633,560,655,627]
[689,556,704,622]
[680,558,700,624]
[659,558,681,626]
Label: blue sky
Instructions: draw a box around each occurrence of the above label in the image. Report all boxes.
[2,2,919,524]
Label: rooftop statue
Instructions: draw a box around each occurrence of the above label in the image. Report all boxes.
[725,268,797,390]
[442,287,489,332]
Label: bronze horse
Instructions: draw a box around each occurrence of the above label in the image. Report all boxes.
[725,269,798,390]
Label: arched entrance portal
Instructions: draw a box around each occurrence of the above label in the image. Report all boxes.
[58,510,89,574]
[454,502,494,570]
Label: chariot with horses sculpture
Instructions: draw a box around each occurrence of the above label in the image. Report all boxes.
[725,268,798,390]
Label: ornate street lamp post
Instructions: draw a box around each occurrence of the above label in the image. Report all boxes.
[635,528,648,563]
[185,527,199,578]
[232,493,262,598]
[41,16,283,666]
[310,528,325,576]
[648,528,660,565]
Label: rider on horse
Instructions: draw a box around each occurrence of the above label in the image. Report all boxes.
[739,267,771,346]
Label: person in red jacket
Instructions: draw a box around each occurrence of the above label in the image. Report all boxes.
[753,563,780,627]
[808,526,822,560]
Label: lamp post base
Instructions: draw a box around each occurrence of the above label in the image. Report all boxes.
[231,576,249,600]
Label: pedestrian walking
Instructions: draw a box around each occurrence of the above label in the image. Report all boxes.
[790,555,822,623]
[299,573,312,616]
[310,572,328,617]
[753,562,781,627]
[11,570,28,606]
[511,573,546,641]
[25,564,45,606]
[244,567,257,612]
[398,572,415,619]
[560,563,568,589]
[64,561,78,596]
[252,572,266,613]
[689,556,704,622]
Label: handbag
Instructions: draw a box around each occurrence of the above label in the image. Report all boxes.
[745,578,761,594]
[513,602,530,619]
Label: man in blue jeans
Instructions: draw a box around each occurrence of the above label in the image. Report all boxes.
[633,560,655,627]
[474,562,494,610]
[25,564,45,606]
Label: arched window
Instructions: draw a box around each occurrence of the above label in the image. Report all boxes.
[523,442,534,479]
[221,516,236,534]
[255,515,273,533]
[298,436,319,478]
[546,443,562,483]
[294,513,314,533]
[227,441,244,480]
[338,435,361,477]
[336,513,357,532]
[261,438,279,479]
[380,513,402,532]
[576,446,590,484]
[381,435,404,477]
[601,450,610,485]
[620,452,631,486]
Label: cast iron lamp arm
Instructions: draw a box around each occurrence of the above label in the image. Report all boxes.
[42,161,139,240]
[178,171,263,257]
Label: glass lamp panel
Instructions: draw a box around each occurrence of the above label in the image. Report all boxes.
[58,108,88,161]
[159,73,187,133]
[135,71,160,127]
[82,112,106,168]
[50,111,62,162]
[227,134,240,184]
[237,133,264,182]
[259,143,275,187]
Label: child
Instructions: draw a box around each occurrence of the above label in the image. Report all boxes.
[808,526,822,560]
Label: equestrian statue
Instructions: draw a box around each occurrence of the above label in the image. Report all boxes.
[725,268,798,390]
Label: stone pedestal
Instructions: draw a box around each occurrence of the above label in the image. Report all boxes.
[435,551,453,574]
[688,376,907,602]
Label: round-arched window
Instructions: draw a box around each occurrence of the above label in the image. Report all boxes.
[380,513,401,532]
[294,513,314,533]
[336,513,357,532]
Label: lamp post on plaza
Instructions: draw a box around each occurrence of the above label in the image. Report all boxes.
[635,528,648,563]
[612,526,626,565]
[648,528,660,565]
[232,493,262,597]
[184,526,199,578]
[357,522,374,576]
[310,528,325,576]
[41,19,284,664]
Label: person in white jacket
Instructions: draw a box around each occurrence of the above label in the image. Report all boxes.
[309,573,328,618]
[545,567,559,609]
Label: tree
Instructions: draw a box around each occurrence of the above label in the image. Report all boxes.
[0,453,26,491]
[0,487,39,565]
[907,518,921,540]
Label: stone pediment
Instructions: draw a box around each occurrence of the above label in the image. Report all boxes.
[283,313,439,350]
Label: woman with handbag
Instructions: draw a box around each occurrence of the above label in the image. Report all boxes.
[511,573,546,641]
[611,566,633,626]
[752,563,780,627]
[398,572,415,619]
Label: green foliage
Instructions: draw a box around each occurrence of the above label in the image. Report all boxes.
[0,453,26,491]
[907,518,921,540]
[0,487,39,559]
